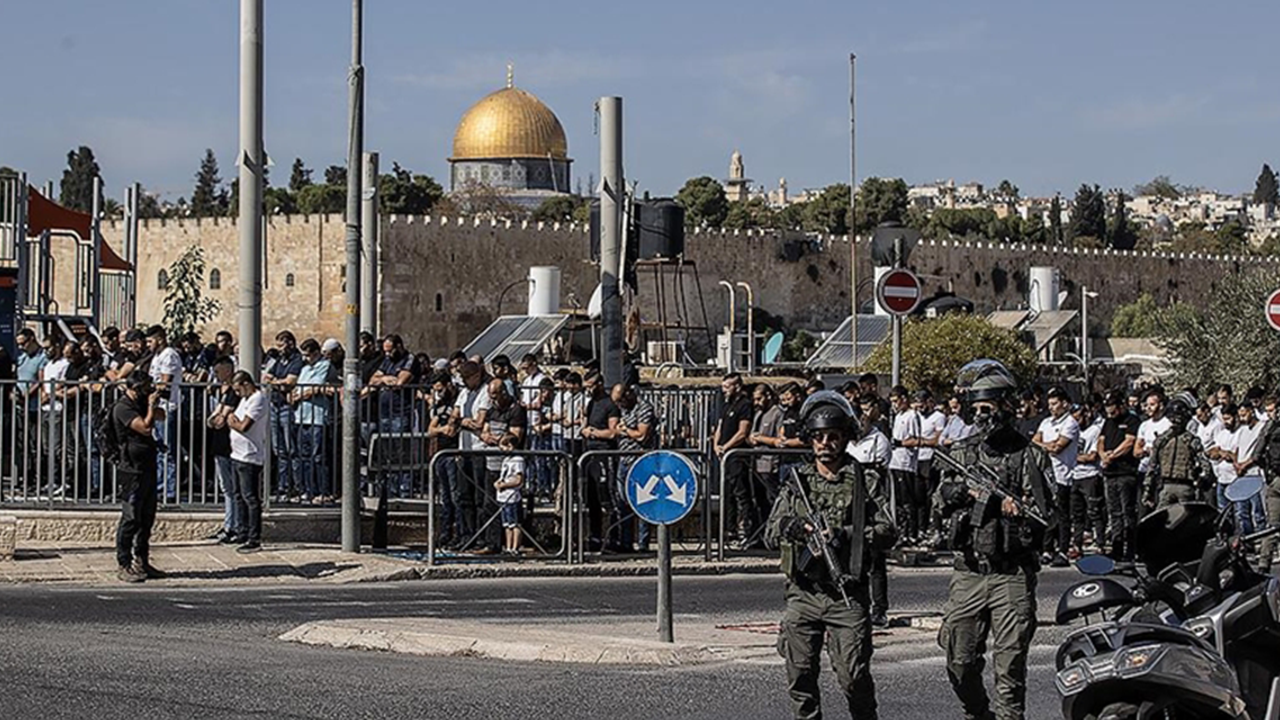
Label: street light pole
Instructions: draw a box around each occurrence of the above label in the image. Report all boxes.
[237,0,263,379]
[849,52,858,372]
[340,0,364,553]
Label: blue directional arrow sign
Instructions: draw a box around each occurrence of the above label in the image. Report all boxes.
[626,450,699,526]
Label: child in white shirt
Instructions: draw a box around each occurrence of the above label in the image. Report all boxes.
[493,434,525,555]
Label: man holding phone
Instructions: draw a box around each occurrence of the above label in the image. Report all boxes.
[112,370,166,583]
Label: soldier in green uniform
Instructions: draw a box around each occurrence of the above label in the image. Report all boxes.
[1145,393,1209,509]
[765,391,897,720]
[934,360,1056,720]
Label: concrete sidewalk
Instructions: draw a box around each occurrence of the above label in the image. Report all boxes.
[280,614,942,666]
[0,541,790,585]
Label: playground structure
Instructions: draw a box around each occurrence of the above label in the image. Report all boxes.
[0,171,137,354]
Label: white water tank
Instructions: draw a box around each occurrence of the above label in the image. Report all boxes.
[1029,266,1059,313]
[527,266,562,316]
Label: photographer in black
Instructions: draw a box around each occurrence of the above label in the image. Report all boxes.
[113,370,166,583]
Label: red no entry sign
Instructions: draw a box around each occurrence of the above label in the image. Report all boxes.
[877,268,922,316]
[1266,288,1280,331]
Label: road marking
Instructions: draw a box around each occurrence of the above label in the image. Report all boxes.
[173,603,197,610]
[95,595,119,601]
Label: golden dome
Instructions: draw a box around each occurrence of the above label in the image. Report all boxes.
[450,84,569,162]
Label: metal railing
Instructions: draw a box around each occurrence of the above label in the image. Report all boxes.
[421,448,574,566]
[717,447,810,561]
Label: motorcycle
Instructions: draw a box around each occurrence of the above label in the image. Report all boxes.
[1053,475,1280,720]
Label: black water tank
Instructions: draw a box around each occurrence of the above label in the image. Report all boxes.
[636,200,684,259]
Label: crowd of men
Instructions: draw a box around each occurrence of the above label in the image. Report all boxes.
[6,323,1280,570]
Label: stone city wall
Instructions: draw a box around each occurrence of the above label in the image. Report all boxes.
[95,214,1276,356]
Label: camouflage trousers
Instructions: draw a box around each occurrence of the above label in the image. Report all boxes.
[937,567,1038,720]
[777,579,877,719]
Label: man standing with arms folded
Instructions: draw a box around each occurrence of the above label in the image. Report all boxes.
[715,373,754,550]
[887,385,922,545]
[112,371,166,582]
[1032,387,1080,567]
[225,371,267,554]
[145,325,184,502]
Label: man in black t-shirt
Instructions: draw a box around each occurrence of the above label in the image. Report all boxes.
[112,371,165,583]
[581,370,621,551]
[1097,390,1140,560]
[206,358,241,542]
[715,373,754,548]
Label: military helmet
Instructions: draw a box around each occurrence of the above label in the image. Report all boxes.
[1166,391,1196,424]
[799,390,857,434]
[955,359,1018,404]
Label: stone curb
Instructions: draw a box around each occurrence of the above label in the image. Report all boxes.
[345,560,784,583]
[280,620,748,666]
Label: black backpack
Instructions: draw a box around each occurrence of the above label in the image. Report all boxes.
[93,402,123,465]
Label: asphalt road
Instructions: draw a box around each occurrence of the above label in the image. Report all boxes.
[0,569,1082,719]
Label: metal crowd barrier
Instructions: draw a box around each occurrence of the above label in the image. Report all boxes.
[422,448,574,566]
[573,449,714,564]
[717,446,811,561]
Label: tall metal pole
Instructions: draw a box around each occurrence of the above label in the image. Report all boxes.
[360,151,379,336]
[890,237,902,387]
[237,0,263,380]
[736,282,754,374]
[90,176,102,323]
[341,0,364,553]
[1081,285,1090,388]
[657,524,673,642]
[598,97,623,387]
[849,52,858,372]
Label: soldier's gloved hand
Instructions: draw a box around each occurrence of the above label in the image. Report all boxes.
[781,516,811,542]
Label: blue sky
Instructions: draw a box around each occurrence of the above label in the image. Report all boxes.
[3,0,1277,203]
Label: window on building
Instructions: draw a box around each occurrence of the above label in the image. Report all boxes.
[209,268,221,290]
[158,269,169,291]
[285,273,295,288]
[435,293,443,312]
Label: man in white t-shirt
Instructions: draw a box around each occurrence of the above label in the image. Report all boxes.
[145,325,185,501]
[451,361,492,543]
[36,338,69,495]
[913,390,946,547]
[226,371,267,553]
[1209,406,1240,514]
[1133,390,1171,479]
[888,385,923,541]
[1232,402,1267,533]
[1033,387,1080,566]
[1070,402,1106,552]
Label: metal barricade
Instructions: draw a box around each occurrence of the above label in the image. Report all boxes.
[573,449,713,564]
[717,446,811,561]
[418,448,574,566]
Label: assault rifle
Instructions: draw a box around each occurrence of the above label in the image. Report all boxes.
[932,448,1049,527]
[785,467,854,609]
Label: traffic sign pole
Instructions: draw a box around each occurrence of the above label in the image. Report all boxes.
[657,525,672,642]
[626,450,699,644]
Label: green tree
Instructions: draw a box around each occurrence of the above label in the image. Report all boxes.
[995,179,1019,204]
[1023,213,1046,244]
[1110,293,1162,337]
[190,149,226,217]
[289,158,313,194]
[863,314,1037,397]
[1155,269,1280,390]
[925,207,997,239]
[378,163,443,214]
[1133,175,1182,200]
[161,245,221,339]
[137,187,163,219]
[1069,184,1106,244]
[1170,221,1250,255]
[296,183,346,214]
[324,165,347,186]
[1254,163,1279,207]
[779,329,820,362]
[853,177,908,234]
[1048,194,1064,245]
[724,197,777,230]
[803,183,852,235]
[531,195,583,223]
[674,176,728,228]
[264,186,297,215]
[1108,190,1138,250]
[59,146,101,212]
[772,203,805,230]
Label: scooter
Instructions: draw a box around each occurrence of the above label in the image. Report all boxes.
[1053,475,1280,720]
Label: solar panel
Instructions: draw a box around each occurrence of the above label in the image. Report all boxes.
[805,314,891,368]
[464,315,568,362]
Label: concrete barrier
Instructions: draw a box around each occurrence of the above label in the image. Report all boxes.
[0,515,16,561]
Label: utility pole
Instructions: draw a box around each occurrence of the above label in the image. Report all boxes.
[237,0,263,379]
[849,52,858,372]
[341,0,364,553]
[891,237,902,387]
[360,151,379,336]
[598,97,623,387]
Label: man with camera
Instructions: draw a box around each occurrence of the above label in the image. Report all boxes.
[112,370,166,583]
